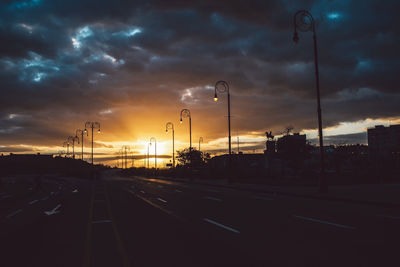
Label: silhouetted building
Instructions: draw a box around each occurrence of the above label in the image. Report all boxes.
[368,124,400,157]
[276,133,306,154]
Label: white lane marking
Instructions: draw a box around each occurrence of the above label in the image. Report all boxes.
[92,219,112,224]
[175,189,182,193]
[293,215,355,230]
[41,196,49,201]
[140,190,145,194]
[203,218,240,234]
[72,189,79,193]
[29,199,39,205]
[6,209,23,219]
[253,196,274,201]
[204,196,222,202]
[44,204,61,216]
[376,214,400,220]
[157,198,167,203]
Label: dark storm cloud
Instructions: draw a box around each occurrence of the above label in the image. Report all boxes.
[0,0,399,148]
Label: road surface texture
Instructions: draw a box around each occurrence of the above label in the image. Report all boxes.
[1,170,399,266]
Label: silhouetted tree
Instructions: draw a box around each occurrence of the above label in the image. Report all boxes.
[176,148,210,168]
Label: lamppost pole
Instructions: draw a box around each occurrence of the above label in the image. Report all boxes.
[180,109,192,150]
[147,143,150,169]
[199,137,203,152]
[150,137,157,169]
[76,129,87,160]
[293,10,326,193]
[63,141,69,157]
[166,122,175,168]
[68,135,79,159]
[85,122,100,165]
[122,145,130,169]
[214,80,232,155]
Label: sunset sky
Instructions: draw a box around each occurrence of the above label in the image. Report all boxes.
[1,0,399,167]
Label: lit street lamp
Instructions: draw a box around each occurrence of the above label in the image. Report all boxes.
[293,10,326,193]
[150,137,157,169]
[199,137,203,152]
[76,129,87,160]
[166,122,175,168]
[84,122,101,165]
[180,109,192,150]
[68,135,79,159]
[214,80,232,155]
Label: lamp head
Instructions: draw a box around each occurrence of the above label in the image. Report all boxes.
[98,129,101,133]
[84,128,87,133]
[214,92,218,102]
[180,119,182,124]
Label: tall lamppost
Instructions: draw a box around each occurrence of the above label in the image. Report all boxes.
[293,10,326,193]
[84,122,100,165]
[122,145,130,169]
[150,137,157,169]
[76,129,87,160]
[180,109,192,150]
[63,141,69,157]
[68,135,79,159]
[147,143,150,169]
[199,137,203,152]
[166,122,175,168]
[214,80,232,155]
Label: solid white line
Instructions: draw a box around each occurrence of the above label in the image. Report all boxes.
[92,219,112,224]
[140,190,145,194]
[29,199,39,205]
[376,214,400,220]
[157,198,167,203]
[175,189,182,193]
[204,196,222,202]
[203,218,240,234]
[6,209,23,219]
[293,215,355,230]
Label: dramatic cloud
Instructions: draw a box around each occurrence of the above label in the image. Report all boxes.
[0,0,399,163]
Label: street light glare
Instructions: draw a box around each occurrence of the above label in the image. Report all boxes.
[214,97,218,102]
[180,119,182,124]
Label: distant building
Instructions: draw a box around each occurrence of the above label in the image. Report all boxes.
[276,133,306,154]
[368,124,400,157]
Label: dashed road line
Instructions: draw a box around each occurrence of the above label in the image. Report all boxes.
[140,190,146,194]
[6,209,23,219]
[203,218,240,234]
[293,215,355,230]
[157,197,167,203]
[204,196,222,202]
[29,199,39,205]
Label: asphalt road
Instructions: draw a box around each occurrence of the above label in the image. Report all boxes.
[1,171,399,267]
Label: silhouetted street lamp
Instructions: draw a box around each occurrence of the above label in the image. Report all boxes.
[122,145,130,169]
[84,122,100,165]
[68,135,79,159]
[199,137,203,152]
[147,142,150,168]
[180,109,192,150]
[214,81,232,155]
[166,122,175,168]
[150,137,157,169]
[293,10,326,193]
[76,129,87,160]
[63,141,69,157]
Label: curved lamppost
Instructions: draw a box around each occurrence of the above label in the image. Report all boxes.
[293,10,326,193]
[180,109,192,150]
[68,135,79,159]
[122,145,130,169]
[166,122,175,168]
[62,141,69,157]
[214,80,231,155]
[84,122,100,165]
[76,129,87,160]
[198,137,203,152]
[150,137,157,169]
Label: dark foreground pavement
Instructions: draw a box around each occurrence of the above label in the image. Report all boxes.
[1,171,399,266]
